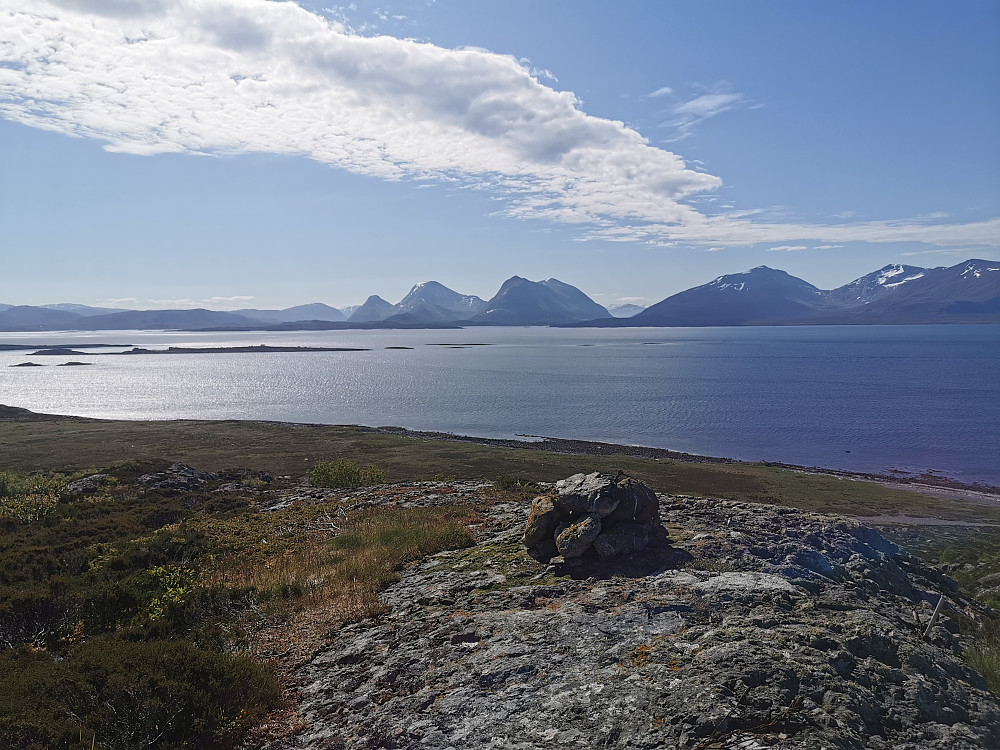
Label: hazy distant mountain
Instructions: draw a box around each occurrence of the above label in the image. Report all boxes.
[0,305,85,330]
[624,267,828,326]
[237,303,346,323]
[465,277,611,325]
[391,281,486,323]
[347,295,395,323]
[607,303,646,318]
[40,303,127,317]
[571,258,1000,327]
[82,309,261,330]
[824,264,927,306]
[339,304,361,318]
[0,303,10,312]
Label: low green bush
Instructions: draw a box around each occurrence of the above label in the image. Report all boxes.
[0,635,282,749]
[309,458,386,488]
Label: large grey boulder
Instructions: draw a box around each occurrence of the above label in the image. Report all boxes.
[523,472,666,562]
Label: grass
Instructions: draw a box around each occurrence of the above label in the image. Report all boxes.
[203,504,477,619]
[0,454,478,748]
[1,415,995,523]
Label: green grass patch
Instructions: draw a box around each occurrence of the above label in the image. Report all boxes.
[1,417,995,523]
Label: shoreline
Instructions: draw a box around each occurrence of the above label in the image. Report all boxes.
[3,403,997,504]
[358,425,1000,504]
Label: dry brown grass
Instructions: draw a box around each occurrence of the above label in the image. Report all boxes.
[205,504,478,621]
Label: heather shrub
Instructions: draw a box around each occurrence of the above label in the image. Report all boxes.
[310,458,386,488]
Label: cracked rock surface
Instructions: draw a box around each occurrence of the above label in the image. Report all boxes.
[267,493,1000,750]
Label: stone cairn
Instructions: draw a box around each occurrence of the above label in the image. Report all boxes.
[522,472,667,562]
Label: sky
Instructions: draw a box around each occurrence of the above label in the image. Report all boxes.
[1,0,998,311]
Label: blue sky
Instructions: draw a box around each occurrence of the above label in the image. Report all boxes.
[1,0,998,310]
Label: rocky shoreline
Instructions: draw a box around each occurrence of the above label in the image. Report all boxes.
[260,481,999,750]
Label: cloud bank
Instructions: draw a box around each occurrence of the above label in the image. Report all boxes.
[0,0,995,249]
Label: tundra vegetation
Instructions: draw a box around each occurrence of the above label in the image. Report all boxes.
[0,413,998,746]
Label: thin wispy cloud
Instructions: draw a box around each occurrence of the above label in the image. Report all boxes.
[768,245,808,252]
[0,0,995,251]
[99,295,255,309]
[661,89,744,141]
[647,86,673,98]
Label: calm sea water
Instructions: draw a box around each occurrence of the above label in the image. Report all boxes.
[1,325,998,485]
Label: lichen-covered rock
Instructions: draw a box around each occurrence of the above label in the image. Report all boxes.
[279,492,1000,750]
[553,472,621,516]
[555,513,602,558]
[137,463,218,491]
[65,473,111,494]
[522,495,559,549]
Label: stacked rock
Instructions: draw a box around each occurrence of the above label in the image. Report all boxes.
[522,472,667,562]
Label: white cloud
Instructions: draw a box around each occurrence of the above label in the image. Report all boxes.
[768,245,808,252]
[0,0,717,231]
[899,248,978,258]
[662,90,744,140]
[615,296,647,304]
[586,216,1000,249]
[0,0,996,251]
[94,295,256,309]
[814,244,844,250]
[647,86,673,98]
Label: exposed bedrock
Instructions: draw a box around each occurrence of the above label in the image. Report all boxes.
[266,482,1000,750]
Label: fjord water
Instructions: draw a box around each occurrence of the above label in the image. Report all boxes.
[2,325,998,485]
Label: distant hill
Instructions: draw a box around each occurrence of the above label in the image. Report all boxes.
[39,303,126,317]
[0,305,87,330]
[347,295,396,323]
[607,303,646,318]
[237,303,346,324]
[569,258,1000,327]
[464,277,611,325]
[82,309,263,330]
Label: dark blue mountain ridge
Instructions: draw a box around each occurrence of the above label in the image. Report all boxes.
[567,259,1000,327]
[463,277,611,325]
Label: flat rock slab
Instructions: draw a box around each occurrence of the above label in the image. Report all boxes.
[267,493,1000,750]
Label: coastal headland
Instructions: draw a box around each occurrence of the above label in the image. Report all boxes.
[1,405,998,748]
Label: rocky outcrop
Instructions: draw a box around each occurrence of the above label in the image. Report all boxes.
[523,472,667,561]
[65,473,111,494]
[136,463,218,491]
[269,487,1000,750]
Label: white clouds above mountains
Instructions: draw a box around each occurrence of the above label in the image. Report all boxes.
[0,0,995,250]
[0,0,715,228]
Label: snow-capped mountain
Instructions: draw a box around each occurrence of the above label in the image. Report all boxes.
[389,281,487,323]
[628,266,828,326]
[825,264,927,306]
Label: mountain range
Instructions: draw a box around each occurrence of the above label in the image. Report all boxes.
[1,259,997,331]
[591,258,1000,327]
